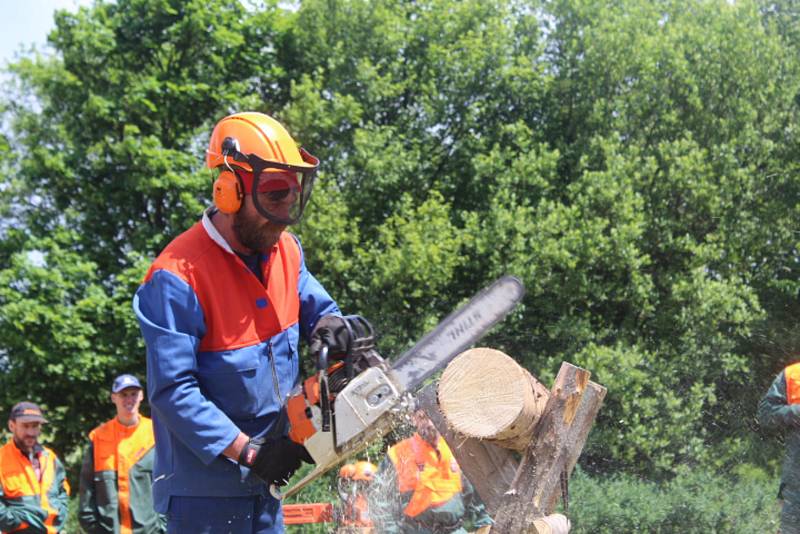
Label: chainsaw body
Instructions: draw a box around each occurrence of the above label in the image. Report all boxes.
[283,276,526,497]
[287,327,402,467]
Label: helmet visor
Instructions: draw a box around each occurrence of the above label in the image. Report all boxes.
[248,148,318,225]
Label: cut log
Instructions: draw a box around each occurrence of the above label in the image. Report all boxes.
[419,358,605,533]
[491,362,607,532]
[438,347,549,451]
[532,514,571,534]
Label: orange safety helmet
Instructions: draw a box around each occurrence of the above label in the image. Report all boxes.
[339,463,357,480]
[340,461,377,483]
[206,112,319,224]
[353,461,377,482]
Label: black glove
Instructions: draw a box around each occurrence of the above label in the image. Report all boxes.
[309,315,355,360]
[239,436,314,486]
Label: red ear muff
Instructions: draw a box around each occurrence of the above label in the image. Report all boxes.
[213,169,243,213]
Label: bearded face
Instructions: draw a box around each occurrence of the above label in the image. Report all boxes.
[9,420,41,453]
[232,195,287,252]
[413,409,439,446]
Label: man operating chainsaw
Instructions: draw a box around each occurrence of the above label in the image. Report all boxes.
[134,111,361,533]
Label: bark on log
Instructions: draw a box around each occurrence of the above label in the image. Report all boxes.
[419,360,605,533]
[491,362,607,533]
[438,348,549,451]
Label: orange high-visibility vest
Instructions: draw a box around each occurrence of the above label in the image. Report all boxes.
[144,225,302,353]
[0,441,69,533]
[90,417,155,534]
[387,434,463,518]
[785,363,800,405]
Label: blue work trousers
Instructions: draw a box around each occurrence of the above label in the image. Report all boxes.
[783,498,800,534]
[166,494,283,534]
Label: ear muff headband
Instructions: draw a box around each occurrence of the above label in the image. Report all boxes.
[213,169,244,213]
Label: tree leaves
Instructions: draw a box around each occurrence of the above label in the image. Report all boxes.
[0,0,798,481]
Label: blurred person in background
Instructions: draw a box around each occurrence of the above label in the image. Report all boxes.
[759,362,800,534]
[336,461,376,532]
[371,408,492,534]
[0,402,70,533]
[78,374,165,533]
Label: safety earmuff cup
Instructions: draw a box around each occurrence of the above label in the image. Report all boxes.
[213,169,243,213]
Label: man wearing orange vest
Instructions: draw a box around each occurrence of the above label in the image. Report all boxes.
[0,402,70,533]
[373,409,492,534]
[134,112,356,533]
[759,363,800,534]
[78,374,165,533]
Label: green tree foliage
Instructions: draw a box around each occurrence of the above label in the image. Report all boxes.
[0,0,293,458]
[1,0,798,500]
[568,465,779,532]
[5,0,298,272]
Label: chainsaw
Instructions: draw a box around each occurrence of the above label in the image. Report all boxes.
[283,275,525,497]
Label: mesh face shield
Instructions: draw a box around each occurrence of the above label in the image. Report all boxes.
[230,146,318,225]
[207,113,321,224]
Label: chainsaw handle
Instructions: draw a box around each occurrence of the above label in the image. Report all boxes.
[316,345,332,432]
[317,345,329,371]
[319,372,331,432]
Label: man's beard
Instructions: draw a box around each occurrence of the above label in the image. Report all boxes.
[233,206,285,252]
[13,435,36,454]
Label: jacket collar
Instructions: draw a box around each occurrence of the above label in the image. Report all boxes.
[202,207,235,255]
[202,207,281,258]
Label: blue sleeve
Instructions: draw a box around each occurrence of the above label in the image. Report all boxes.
[294,237,341,341]
[133,270,241,464]
[758,371,800,430]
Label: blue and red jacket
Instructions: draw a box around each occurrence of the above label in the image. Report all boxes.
[133,209,339,512]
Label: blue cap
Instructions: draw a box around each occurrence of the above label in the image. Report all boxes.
[111,374,142,393]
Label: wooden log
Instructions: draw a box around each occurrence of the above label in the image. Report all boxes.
[420,360,605,533]
[438,348,549,451]
[532,514,571,534]
[491,362,607,533]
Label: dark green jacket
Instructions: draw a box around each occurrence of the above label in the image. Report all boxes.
[77,417,165,534]
[758,367,800,502]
